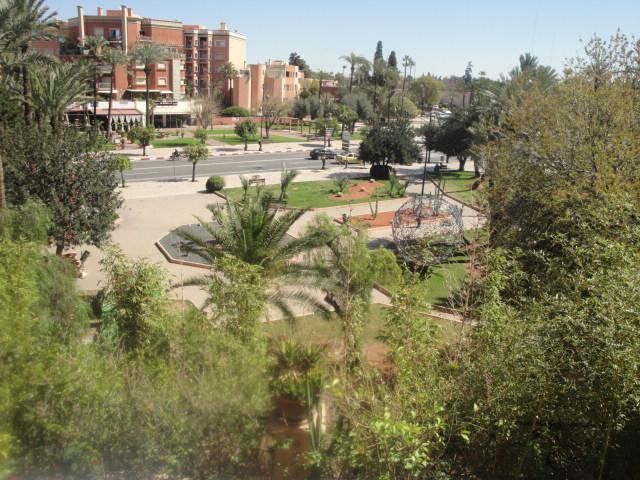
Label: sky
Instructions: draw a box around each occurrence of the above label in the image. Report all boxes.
[47,0,639,79]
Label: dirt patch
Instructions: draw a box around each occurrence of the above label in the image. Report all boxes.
[329,180,385,201]
[336,210,395,228]
[363,341,393,375]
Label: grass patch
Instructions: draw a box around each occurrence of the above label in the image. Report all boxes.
[100,143,117,151]
[261,304,459,348]
[151,138,200,148]
[433,170,480,205]
[421,255,467,306]
[224,179,393,209]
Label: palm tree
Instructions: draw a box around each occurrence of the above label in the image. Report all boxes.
[102,46,129,139]
[132,41,166,126]
[83,35,109,131]
[340,53,369,92]
[177,189,329,316]
[279,166,298,201]
[219,61,238,105]
[0,0,58,121]
[29,62,91,129]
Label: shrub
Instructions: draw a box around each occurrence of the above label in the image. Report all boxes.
[222,106,251,117]
[333,176,351,194]
[206,176,225,193]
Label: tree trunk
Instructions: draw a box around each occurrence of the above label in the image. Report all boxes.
[145,68,150,126]
[473,158,481,177]
[142,140,146,156]
[244,138,248,151]
[459,156,467,172]
[22,61,30,122]
[107,64,114,139]
[120,169,126,188]
[0,152,6,210]
[191,162,196,182]
[93,71,99,132]
[56,242,64,255]
[349,65,354,92]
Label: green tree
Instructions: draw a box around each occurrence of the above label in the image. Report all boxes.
[340,52,370,92]
[29,62,90,129]
[2,126,122,255]
[83,35,110,131]
[288,51,310,75]
[409,75,443,113]
[99,246,170,354]
[431,108,476,171]
[233,119,257,151]
[335,104,358,133]
[110,154,132,188]
[102,46,129,139]
[0,0,58,121]
[359,119,420,177]
[219,61,238,105]
[183,142,208,181]
[387,50,397,69]
[126,124,154,156]
[373,40,384,62]
[132,41,165,125]
[279,166,298,201]
[193,127,208,144]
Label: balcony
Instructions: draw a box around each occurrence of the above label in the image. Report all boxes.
[97,82,112,90]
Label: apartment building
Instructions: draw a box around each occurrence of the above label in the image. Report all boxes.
[56,6,186,102]
[183,22,247,100]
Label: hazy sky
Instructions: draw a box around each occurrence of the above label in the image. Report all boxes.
[47,0,639,78]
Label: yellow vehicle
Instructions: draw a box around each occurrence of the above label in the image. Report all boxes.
[336,152,362,165]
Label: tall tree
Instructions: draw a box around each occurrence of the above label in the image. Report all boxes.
[83,35,110,132]
[409,75,444,113]
[102,46,129,139]
[132,41,165,126]
[387,50,398,69]
[340,52,370,92]
[288,51,309,75]
[219,61,238,106]
[0,0,58,122]
[29,62,91,129]
[2,125,122,254]
[374,40,384,62]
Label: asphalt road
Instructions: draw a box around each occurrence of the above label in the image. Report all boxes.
[125,151,320,183]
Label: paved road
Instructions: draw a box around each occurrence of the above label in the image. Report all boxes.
[125,151,320,182]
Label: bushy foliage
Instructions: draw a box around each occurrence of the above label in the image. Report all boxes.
[205,175,225,192]
[359,119,420,166]
[222,106,251,117]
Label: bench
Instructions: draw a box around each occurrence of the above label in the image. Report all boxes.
[269,198,288,208]
[248,175,265,186]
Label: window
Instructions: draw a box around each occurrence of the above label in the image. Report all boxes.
[93,27,104,39]
[109,28,120,40]
[194,52,198,59]
[194,65,198,72]
[135,77,145,85]
[214,39,225,48]
[157,62,166,70]
[158,78,167,86]
[214,53,225,60]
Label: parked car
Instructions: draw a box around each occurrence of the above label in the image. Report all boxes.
[336,152,362,165]
[310,148,337,160]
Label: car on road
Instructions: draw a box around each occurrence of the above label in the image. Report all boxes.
[336,152,362,165]
[310,148,337,160]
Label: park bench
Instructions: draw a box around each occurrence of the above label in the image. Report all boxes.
[248,175,265,186]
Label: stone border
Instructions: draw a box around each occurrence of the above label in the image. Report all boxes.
[155,239,211,270]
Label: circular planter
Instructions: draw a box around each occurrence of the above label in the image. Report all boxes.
[273,396,308,422]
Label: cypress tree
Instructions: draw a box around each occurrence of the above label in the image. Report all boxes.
[388,51,398,68]
[374,41,384,62]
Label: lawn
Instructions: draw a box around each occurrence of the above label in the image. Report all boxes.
[432,170,480,205]
[421,255,467,306]
[261,304,460,349]
[224,179,394,209]
[151,137,200,148]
